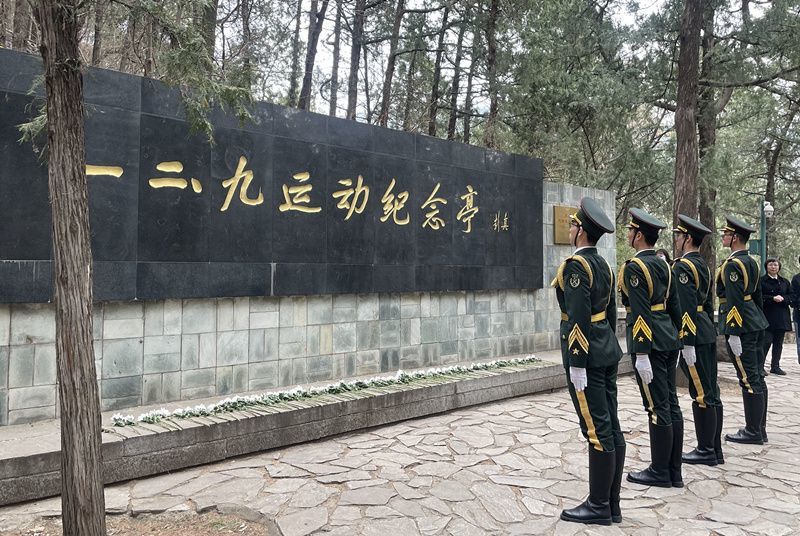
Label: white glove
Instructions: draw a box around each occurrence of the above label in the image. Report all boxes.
[635,354,654,384]
[728,335,742,357]
[570,366,587,392]
[682,346,697,367]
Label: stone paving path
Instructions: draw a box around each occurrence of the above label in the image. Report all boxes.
[2,348,799,535]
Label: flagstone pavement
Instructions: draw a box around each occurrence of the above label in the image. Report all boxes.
[2,347,799,535]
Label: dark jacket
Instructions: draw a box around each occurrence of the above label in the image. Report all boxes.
[672,252,716,346]
[761,274,793,331]
[553,247,622,368]
[716,250,768,335]
[791,273,800,323]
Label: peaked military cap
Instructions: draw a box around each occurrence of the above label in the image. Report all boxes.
[627,207,667,236]
[722,215,755,238]
[673,214,711,244]
[571,197,615,239]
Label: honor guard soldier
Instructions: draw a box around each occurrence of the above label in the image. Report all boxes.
[620,208,685,488]
[718,216,769,444]
[673,215,724,466]
[554,197,626,526]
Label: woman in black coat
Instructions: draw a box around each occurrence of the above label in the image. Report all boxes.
[760,258,792,375]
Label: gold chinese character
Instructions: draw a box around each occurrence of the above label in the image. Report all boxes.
[493,211,510,232]
[502,212,510,231]
[279,171,322,213]
[456,185,479,233]
[86,165,124,178]
[220,156,264,212]
[493,212,500,232]
[332,175,370,220]
[421,183,447,230]
[380,178,410,225]
[148,161,202,193]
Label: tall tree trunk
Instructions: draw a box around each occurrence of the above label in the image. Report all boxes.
[763,104,798,255]
[201,0,219,68]
[401,49,417,130]
[697,0,723,270]
[288,0,303,106]
[118,15,135,72]
[298,0,330,110]
[362,44,372,122]
[143,11,155,77]
[329,0,342,116]
[12,0,30,50]
[90,0,105,66]
[482,0,499,148]
[241,0,252,88]
[346,0,366,120]
[427,2,450,136]
[447,5,468,140]
[33,0,105,533]
[1,0,9,48]
[671,0,702,242]
[377,0,406,127]
[463,35,478,144]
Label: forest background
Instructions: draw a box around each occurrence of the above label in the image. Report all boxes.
[2,0,799,275]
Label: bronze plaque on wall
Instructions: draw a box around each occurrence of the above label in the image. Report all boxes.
[553,205,575,245]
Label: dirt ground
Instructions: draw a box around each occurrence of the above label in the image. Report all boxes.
[6,511,276,536]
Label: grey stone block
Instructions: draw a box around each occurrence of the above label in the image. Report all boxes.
[234,298,250,330]
[307,296,333,325]
[9,385,55,410]
[333,294,356,309]
[233,364,249,392]
[250,311,279,329]
[103,318,144,340]
[144,301,165,336]
[163,300,182,335]
[248,329,265,362]
[380,348,399,372]
[0,389,6,426]
[102,338,143,378]
[199,333,217,368]
[279,297,294,327]
[279,341,305,359]
[400,318,421,346]
[458,340,476,361]
[305,326,320,356]
[356,321,379,350]
[144,335,181,356]
[0,347,7,389]
[33,344,56,386]
[249,377,277,391]
[8,346,34,388]
[8,406,55,425]
[319,325,333,354]
[356,350,380,375]
[357,295,379,321]
[521,311,536,333]
[92,307,103,341]
[344,353,356,376]
[333,323,356,353]
[474,314,490,338]
[379,320,401,348]
[217,331,248,366]
[490,313,508,337]
[420,293,431,317]
[142,374,162,405]
[182,300,216,334]
[181,335,199,370]
[250,297,280,313]
[332,306,356,323]
[0,305,9,346]
[144,352,181,374]
[292,359,307,385]
[249,361,278,381]
[279,359,292,387]
[420,343,440,366]
[216,366,233,395]
[280,326,305,344]
[379,294,400,320]
[440,294,458,316]
[10,304,55,345]
[182,368,215,389]
[401,304,420,319]
[163,371,181,402]
[104,302,144,320]
[217,299,234,331]
[441,340,457,356]
[181,386,216,400]
[420,318,438,344]
[400,346,420,369]
[101,376,142,399]
[307,356,333,383]
[440,317,458,341]
[475,338,493,359]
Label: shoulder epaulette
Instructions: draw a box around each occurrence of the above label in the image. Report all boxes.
[552,255,594,291]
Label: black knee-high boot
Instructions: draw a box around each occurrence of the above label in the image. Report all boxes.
[627,422,673,487]
[714,403,724,464]
[683,402,718,466]
[725,390,764,444]
[560,448,615,526]
[669,420,684,487]
[609,445,626,523]
[761,386,769,443]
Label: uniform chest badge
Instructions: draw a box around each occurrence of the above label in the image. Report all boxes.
[569,273,581,288]
[630,275,640,288]
[729,272,739,282]
[679,273,689,284]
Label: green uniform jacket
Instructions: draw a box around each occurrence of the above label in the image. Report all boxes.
[672,252,716,346]
[716,250,768,335]
[619,249,682,355]
[553,247,622,369]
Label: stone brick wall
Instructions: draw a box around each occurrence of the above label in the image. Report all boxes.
[0,182,615,426]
